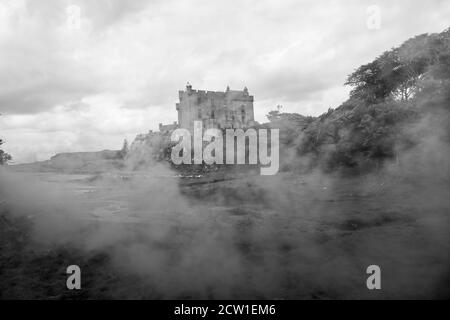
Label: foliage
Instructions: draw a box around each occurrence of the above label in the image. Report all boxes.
[0,114,12,165]
[119,139,129,158]
[345,29,450,103]
[267,28,450,172]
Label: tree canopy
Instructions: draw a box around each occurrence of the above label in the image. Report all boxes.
[345,29,450,103]
[266,28,450,172]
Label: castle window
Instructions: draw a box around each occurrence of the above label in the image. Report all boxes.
[241,106,246,122]
[211,110,215,119]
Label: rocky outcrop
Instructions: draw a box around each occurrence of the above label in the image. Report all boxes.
[125,131,173,170]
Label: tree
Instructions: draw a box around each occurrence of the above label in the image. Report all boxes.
[345,30,450,104]
[345,60,391,103]
[0,139,12,165]
[0,114,12,165]
[120,139,129,158]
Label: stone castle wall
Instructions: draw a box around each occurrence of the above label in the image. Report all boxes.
[176,84,255,131]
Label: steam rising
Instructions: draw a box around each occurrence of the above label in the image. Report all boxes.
[1,113,449,299]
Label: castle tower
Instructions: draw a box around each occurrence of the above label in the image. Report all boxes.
[176,84,255,132]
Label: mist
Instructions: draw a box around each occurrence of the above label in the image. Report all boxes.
[1,108,449,299]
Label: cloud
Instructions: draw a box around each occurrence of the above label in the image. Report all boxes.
[0,97,176,163]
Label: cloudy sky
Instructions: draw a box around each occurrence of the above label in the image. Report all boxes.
[0,0,449,163]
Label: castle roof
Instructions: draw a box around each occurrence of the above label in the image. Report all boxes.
[179,85,253,102]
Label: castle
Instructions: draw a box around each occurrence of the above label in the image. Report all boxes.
[159,83,256,133]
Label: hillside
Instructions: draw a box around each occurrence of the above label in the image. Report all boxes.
[10,150,124,174]
[268,28,450,174]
